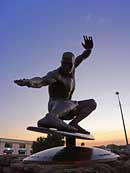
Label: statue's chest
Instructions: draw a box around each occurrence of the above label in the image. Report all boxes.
[58,75,75,91]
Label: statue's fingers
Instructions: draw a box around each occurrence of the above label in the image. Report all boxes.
[89,36,92,40]
[83,35,86,42]
[82,43,86,48]
[90,37,93,43]
[16,80,23,84]
[15,80,20,83]
[91,38,93,45]
[85,36,88,40]
[82,42,85,47]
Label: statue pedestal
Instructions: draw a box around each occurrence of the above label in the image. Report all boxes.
[23,126,119,163]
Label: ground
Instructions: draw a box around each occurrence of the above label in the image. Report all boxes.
[0,154,130,173]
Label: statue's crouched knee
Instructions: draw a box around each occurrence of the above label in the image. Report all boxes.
[37,119,42,127]
[90,99,97,110]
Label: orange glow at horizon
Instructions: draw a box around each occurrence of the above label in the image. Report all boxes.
[77,129,130,146]
[1,128,130,147]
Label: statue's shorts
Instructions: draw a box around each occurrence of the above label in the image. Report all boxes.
[48,98,97,120]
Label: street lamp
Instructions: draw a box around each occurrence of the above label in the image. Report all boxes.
[115,92,129,152]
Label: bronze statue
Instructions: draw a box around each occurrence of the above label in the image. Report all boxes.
[14,36,97,134]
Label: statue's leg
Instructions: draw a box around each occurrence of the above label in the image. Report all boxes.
[37,100,78,132]
[50,100,78,118]
[69,99,97,134]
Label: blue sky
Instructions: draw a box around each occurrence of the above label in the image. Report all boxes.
[0,0,130,145]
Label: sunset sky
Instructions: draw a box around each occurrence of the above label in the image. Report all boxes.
[0,0,130,146]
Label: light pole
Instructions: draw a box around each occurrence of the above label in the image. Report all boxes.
[115,92,129,152]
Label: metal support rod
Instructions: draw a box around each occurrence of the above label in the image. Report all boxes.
[115,92,129,151]
[66,136,76,147]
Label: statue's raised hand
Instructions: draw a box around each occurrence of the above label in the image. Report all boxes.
[14,79,29,86]
[82,36,93,50]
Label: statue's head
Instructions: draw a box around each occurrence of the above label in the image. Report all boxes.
[61,52,75,74]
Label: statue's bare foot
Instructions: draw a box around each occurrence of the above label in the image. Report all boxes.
[69,122,90,134]
[37,114,78,133]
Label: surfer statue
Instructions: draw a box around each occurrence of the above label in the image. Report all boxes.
[14,36,97,134]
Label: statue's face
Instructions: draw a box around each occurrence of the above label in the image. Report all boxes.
[61,60,74,74]
[61,53,75,74]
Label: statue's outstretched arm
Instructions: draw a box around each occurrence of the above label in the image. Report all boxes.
[14,72,56,88]
[75,36,93,68]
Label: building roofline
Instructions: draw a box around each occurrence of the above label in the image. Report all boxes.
[0,138,33,144]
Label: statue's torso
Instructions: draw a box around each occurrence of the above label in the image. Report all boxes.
[48,68,75,100]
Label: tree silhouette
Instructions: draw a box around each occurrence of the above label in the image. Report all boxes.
[32,133,65,153]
